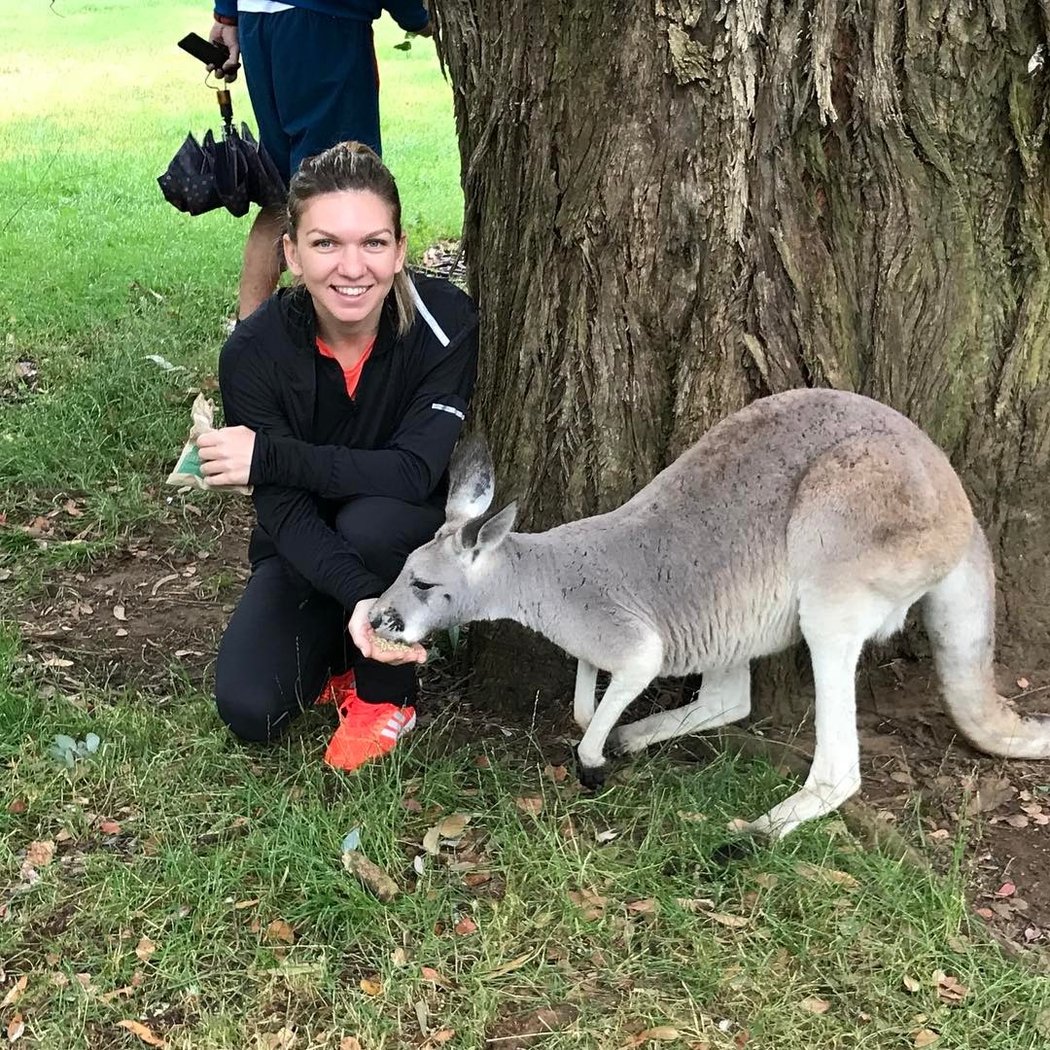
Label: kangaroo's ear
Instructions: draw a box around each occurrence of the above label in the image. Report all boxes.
[445,433,493,525]
[459,501,517,554]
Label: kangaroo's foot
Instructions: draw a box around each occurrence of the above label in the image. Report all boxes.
[574,746,607,792]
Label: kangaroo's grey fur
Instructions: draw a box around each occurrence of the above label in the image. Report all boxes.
[370,389,1050,838]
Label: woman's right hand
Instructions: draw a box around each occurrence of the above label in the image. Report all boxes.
[349,599,428,665]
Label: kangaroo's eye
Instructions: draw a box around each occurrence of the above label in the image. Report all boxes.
[411,579,437,592]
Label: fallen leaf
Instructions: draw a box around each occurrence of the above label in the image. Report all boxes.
[359,977,383,996]
[6,1013,24,1043]
[544,764,568,783]
[99,820,121,835]
[635,1028,680,1043]
[25,840,55,867]
[422,813,471,855]
[627,898,658,916]
[703,911,749,929]
[113,604,127,621]
[453,915,478,936]
[234,899,259,910]
[430,1029,455,1044]
[116,1019,166,1047]
[1004,814,1029,829]
[934,970,969,1004]
[913,1029,939,1047]
[264,919,295,945]
[1,975,27,1009]
[473,755,491,768]
[135,937,156,963]
[42,657,74,668]
[974,907,994,919]
[340,1039,363,1050]
[996,882,1017,898]
[595,828,619,843]
[1017,677,1031,690]
[902,975,921,993]
[484,952,533,977]
[793,862,859,889]
[420,966,453,988]
[515,796,544,817]
[799,997,830,1014]
[7,800,26,815]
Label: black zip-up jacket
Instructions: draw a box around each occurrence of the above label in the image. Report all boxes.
[218,274,479,608]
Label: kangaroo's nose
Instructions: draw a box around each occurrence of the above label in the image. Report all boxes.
[370,608,404,633]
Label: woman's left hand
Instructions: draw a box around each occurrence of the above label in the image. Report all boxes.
[197,426,256,487]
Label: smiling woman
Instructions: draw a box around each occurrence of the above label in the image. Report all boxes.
[197,141,479,774]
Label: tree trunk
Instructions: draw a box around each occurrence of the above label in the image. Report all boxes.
[433,1,1050,712]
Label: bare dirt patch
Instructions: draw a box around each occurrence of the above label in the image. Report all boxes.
[8,523,1050,961]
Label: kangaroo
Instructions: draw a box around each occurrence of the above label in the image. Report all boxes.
[369,388,1050,838]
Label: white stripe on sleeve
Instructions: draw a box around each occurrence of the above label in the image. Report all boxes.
[408,281,451,347]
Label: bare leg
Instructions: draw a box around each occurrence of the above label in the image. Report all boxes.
[607,663,750,754]
[238,204,286,320]
[573,660,599,731]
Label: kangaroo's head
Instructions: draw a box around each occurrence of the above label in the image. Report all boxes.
[370,435,518,643]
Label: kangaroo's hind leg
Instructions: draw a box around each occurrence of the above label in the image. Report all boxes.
[607,663,751,754]
[740,588,896,840]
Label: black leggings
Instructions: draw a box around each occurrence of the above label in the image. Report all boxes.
[214,496,444,742]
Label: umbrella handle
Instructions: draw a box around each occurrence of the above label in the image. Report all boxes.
[216,88,234,135]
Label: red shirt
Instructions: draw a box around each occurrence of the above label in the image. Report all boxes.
[316,336,376,398]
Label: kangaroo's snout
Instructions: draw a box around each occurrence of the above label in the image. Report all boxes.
[370,606,405,635]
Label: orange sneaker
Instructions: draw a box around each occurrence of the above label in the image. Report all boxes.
[317,669,356,707]
[323,696,416,772]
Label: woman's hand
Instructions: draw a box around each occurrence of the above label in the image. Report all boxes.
[349,599,428,665]
[197,426,256,487]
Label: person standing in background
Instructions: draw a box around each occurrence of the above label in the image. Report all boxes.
[208,1,432,323]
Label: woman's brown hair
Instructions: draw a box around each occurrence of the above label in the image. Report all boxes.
[286,141,415,335]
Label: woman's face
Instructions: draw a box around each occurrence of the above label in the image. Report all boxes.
[284,189,407,338]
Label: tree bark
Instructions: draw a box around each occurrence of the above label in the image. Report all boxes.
[433,1,1050,709]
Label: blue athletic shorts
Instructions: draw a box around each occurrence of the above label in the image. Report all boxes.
[238,8,382,185]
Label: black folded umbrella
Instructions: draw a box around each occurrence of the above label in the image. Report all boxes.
[158,87,286,218]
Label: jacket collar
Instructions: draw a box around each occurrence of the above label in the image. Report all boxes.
[277,285,399,358]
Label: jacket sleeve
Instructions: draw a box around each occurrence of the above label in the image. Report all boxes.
[382,1,430,32]
[219,337,387,607]
[250,319,479,502]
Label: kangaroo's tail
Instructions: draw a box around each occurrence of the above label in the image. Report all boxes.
[922,521,1050,759]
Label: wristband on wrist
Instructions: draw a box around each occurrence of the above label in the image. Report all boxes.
[214,13,238,26]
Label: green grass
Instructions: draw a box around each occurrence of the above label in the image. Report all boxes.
[2,631,1049,1048]
[2,2,1050,1048]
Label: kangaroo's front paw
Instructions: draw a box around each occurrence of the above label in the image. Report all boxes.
[575,746,606,791]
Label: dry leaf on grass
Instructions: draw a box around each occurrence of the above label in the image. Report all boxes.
[359,977,383,996]
[453,915,478,936]
[420,966,454,988]
[1,975,27,1009]
[264,919,296,945]
[6,1013,25,1043]
[626,1027,681,1045]
[913,1029,939,1047]
[135,937,156,963]
[340,1038,363,1050]
[702,911,750,929]
[799,997,830,1015]
[483,952,534,978]
[515,796,544,817]
[902,975,921,993]
[428,1030,455,1045]
[422,813,471,855]
[933,971,969,1004]
[793,862,858,889]
[25,840,55,867]
[117,1019,166,1047]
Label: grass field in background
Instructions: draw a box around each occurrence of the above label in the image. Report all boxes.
[2,3,1050,1048]
[0,0,461,525]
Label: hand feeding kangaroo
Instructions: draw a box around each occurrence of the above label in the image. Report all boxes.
[370,388,1050,839]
